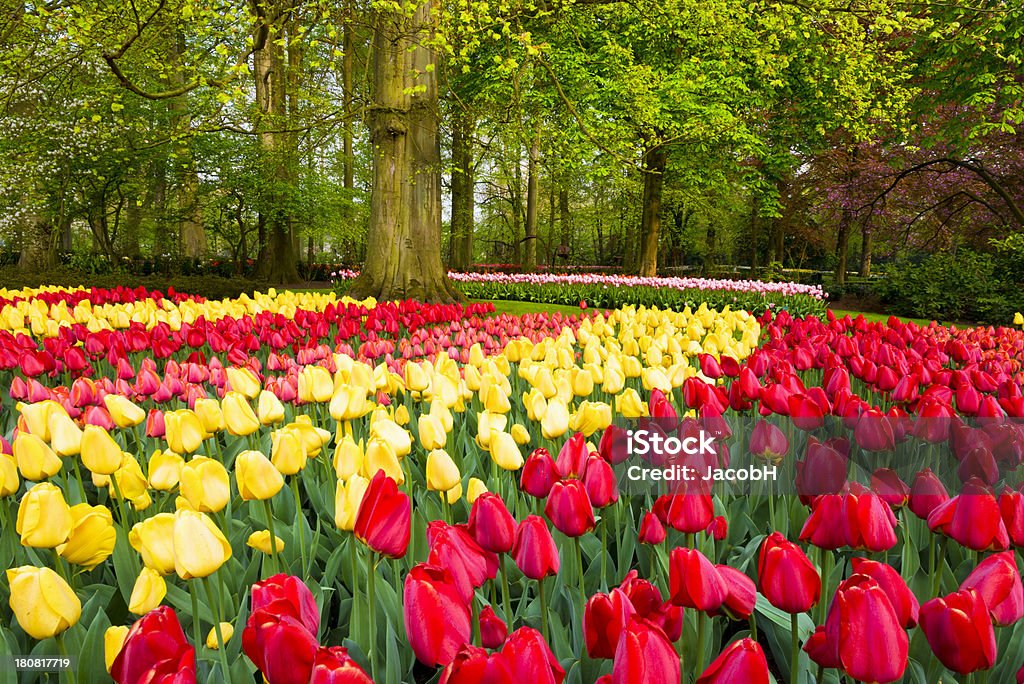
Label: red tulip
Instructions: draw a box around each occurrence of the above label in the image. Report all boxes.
[521,449,558,498]
[999,487,1024,547]
[309,646,373,684]
[714,565,756,620]
[789,393,825,431]
[757,532,820,614]
[611,618,680,684]
[870,468,910,508]
[795,440,848,502]
[468,493,516,554]
[439,645,515,684]
[501,627,565,684]
[111,607,196,684]
[250,573,321,637]
[555,432,589,479]
[959,551,1024,626]
[618,571,683,641]
[584,588,636,659]
[849,558,919,628]
[919,589,997,674]
[242,609,319,684]
[598,425,630,465]
[749,420,788,460]
[427,523,499,603]
[511,515,560,580]
[403,563,472,668]
[668,547,726,612]
[654,489,714,535]
[928,478,1010,551]
[545,479,595,537]
[354,470,411,558]
[699,354,722,379]
[696,638,769,684]
[854,409,895,451]
[908,468,949,521]
[638,512,666,545]
[479,605,508,649]
[582,455,618,507]
[707,516,728,541]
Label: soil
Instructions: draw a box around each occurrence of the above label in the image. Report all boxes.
[827,293,887,314]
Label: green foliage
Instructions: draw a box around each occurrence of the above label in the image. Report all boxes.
[0,268,260,300]
[875,250,1024,324]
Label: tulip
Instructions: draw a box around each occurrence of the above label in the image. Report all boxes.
[466,477,488,502]
[258,389,286,425]
[511,423,531,445]
[236,450,285,500]
[13,433,62,481]
[128,567,167,614]
[959,551,1024,626]
[248,530,286,555]
[521,448,558,498]
[109,453,151,510]
[6,566,82,640]
[17,400,60,440]
[48,409,83,456]
[147,450,184,491]
[707,515,728,541]
[713,565,756,621]
[16,481,73,548]
[105,625,129,673]
[0,452,19,497]
[919,589,997,674]
[468,492,516,553]
[908,468,949,521]
[332,434,363,481]
[928,478,1009,551]
[206,622,234,649]
[439,645,515,684]
[490,429,524,471]
[583,588,636,659]
[849,558,919,628]
[250,573,321,635]
[164,409,205,454]
[105,394,146,428]
[669,547,726,612]
[512,515,561,580]
[501,627,565,684]
[426,449,461,492]
[428,523,499,602]
[545,479,595,537]
[419,414,448,451]
[616,388,647,418]
[354,470,411,558]
[655,489,714,535]
[227,366,261,398]
[57,503,116,568]
[612,617,681,684]
[757,532,820,614]
[334,475,369,531]
[299,365,334,403]
[172,509,232,579]
[110,607,196,684]
[180,455,231,512]
[403,563,472,667]
[541,399,570,439]
[582,455,618,507]
[310,646,374,684]
[1000,488,1024,547]
[223,391,261,436]
[697,638,769,684]
[330,385,368,422]
[129,513,176,575]
[638,512,666,545]
[194,398,226,434]
[749,420,788,462]
[479,605,508,649]
[371,418,412,457]
[242,608,319,684]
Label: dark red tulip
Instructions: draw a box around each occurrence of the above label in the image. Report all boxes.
[668,547,726,612]
[618,571,683,642]
[699,354,723,379]
[795,440,848,503]
[583,588,636,659]
[870,468,910,509]
[749,420,788,460]
[999,488,1024,547]
[696,638,769,684]
[654,489,714,534]
[789,393,825,431]
[638,512,666,545]
[707,515,728,541]
[908,468,949,521]
[111,607,196,684]
[555,433,588,479]
[757,532,820,614]
[582,456,618,508]
[511,515,560,580]
[612,617,680,684]
[713,565,756,620]
[545,479,595,537]
[854,409,895,452]
[468,493,516,554]
[648,388,678,421]
[439,645,515,684]
[849,558,919,628]
[521,449,558,498]
[959,551,1024,626]
[479,606,508,649]
[928,478,1010,551]
[309,646,373,684]
[914,399,956,443]
[250,573,321,637]
[798,494,850,550]
[354,470,411,558]
[919,589,997,674]
[403,563,472,668]
[242,609,319,684]
[501,627,565,684]
[598,425,630,465]
[427,523,499,603]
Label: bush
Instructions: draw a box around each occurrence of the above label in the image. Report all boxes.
[874,250,1024,323]
[0,268,262,300]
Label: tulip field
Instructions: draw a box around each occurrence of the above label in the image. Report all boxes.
[3,283,1024,684]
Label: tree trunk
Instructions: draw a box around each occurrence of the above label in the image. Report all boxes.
[559,185,570,256]
[511,141,523,266]
[123,199,142,256]
[638,145,667,277]
[705,219,717,275]
[449,107,475,271]
[169,32,206,259]
[343,18,355,192]
[860,223,873,277]
[749,195,760,273]
[18,214,58,271]
[523,122,541,272]
[347,0,459,302]
[594,190,604,264]
[835,209,853,285]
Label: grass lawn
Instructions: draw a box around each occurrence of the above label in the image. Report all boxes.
[828,309,940,327]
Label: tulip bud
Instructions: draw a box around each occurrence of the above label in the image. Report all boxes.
[104,395,146,428]
[335,475,370,532]
[479,606,508,649]
[81,424,124,475]
[128,567,167,614]
[757,532,820,614]
[247,530,285,555]
[129,513,177,575]
[172,509,232,579]
[206,622,234,650]
[466,477,488,503]
[510,424,531,445]
[13,433,62,481]
[223,391,261,436]
[6,565,81,639]
[520,449,557,498]
[164,409,205,454]
[468,493,516,554]
[57,503,116,569]
[354,471,411,558]
[16,481,73,548]
[920,589,996,675]
[236,450,285,500]
[104,626,129,673]
[332,434,363,481]
[511,515,560,580]
[194,398,226,434]
[490,430,524,471]
[147,450,184,491]
[545,479,595,537]
[258,389,286,425]
[180,456,230,513]
[697,638,770,684]
[669,547,726,612]
[419,414,448,451]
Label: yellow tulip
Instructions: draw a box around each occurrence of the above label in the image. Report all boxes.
[288,417,333,456]
[194,398,226,434]
[602,367,625,394]
[570,401,613,437]
[1015,312,1024,326]
[426,449,460,491]
[235,450,285,500]
[394,404,411,426]
[17,400,61,441]
[81,424,124,475]
[489,429,524,471]
[257,390,286,426]
[1,452,19,497]
[481,383,512,414]
[333,434,364,481]
[570,367,595,397]
[57,503,116,569]
[180,456,231,513]
[532,367,558,399]
[222,391,260,437]
[13,433,62,481]
[104,395,146,428]
[522,389,547,422]
[511,423,531,446]
[110,454,151,510]
[128,567,167,614]
[429,400,454,431]
[362,437,404,483]
[541,400,570,440]
[476,411,508,448]
[371,419,411,457]
[16,482,72,548]
[247,530,285,555]
[206,622,234,649]
[330,385,368,421]
[48,410,83,456]
[616,388,648,418]
[442,481,462,504]
[404,361,430,392]
[105,626,129,673]
[226,367,261,399]
[418,414,447,450]
[334,475,369,531]
[463,364,482,391]
[172,509,232,579]
[148,451,184,491]
[466,477,488,503]
[271,428,307,475]
[621,356,643,378]
[299,365,335,403]
[6,566,81,639]
[164,409,205,454]
[129,513,177,575]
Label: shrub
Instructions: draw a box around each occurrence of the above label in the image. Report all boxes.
[0,269,262,300]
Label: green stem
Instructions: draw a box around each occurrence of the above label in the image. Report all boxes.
[471,596,481,647]
[349,536,360,644]
[600,516,609,591]
[538,578,549,643]
[290,477,308,577]
[749,613,758,641]
[202,576,232,678]
[818,548,832,626]
[262,498,280,575]
[696,611,707,677]
[190,584,202,653]
[70,458,88,504]
[500,554,514,625]
[54,633,77,684]
[574,536,586,618]
[932,536,948,597]
[51,549,70,585]
[367,549,377,682]
[790,611,801,684]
